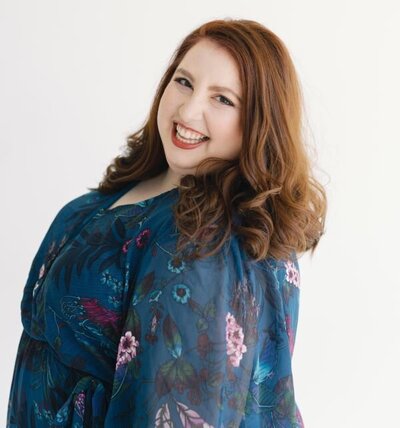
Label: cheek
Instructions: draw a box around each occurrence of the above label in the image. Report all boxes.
[160,85,179,112]
[158,89,172,123]
[214,116,241,141]
[212,118,242,157]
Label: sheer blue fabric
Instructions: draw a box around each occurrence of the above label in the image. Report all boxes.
[7,181,304,427]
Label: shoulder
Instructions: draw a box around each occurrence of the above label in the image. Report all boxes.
[40,188,111,245]
[128,203,300,295]
[142,214,285,281]
[56,188,109,216]
[47,188,115,229]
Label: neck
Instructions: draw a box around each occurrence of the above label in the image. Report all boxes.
[155,169,182,190]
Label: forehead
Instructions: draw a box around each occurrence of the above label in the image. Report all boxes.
[177,39,242,93]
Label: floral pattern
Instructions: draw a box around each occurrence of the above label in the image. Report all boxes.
[225,312,248,367]
[172,283,191,304]
[7,180,303,427]
[116,331,139,369]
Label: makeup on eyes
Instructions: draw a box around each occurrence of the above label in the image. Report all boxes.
[173,77,235,107]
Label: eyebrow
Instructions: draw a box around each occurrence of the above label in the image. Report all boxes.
[175,67,242,103]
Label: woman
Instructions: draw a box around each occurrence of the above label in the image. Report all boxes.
[7,18,326,427]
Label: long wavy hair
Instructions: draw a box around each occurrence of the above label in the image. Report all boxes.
[89,18,327,263]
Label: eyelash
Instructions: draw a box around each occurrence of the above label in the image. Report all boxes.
[173,77,235,107]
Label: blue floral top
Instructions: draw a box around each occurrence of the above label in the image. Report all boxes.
[7,180,304,427]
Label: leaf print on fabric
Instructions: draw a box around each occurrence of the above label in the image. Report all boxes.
[163,314,182,359]
[196,333,213,358]
[203,299,216,320]
[246,380,278,414]
[132,271,156,306]
[120,306,142,356]
[229,276,260,348]
[252,331,278,385]
[176,401,214,428]
[149,289,163,303]
[8,185,303,426]
[155,402,174,427]
[32,400,56,425]
[263,272,281,312]
[273,375,300,425]
[188,297,216,332]
[50,218,128,291]
[155,358,199,397]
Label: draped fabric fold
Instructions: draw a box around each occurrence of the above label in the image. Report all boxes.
[7,330,111,427]
[7,182,303,427]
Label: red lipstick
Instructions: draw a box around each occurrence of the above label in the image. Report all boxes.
[171,123,208,150]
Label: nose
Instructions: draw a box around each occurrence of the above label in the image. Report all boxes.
[178,91,206,124]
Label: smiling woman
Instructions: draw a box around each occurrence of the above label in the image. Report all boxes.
[157,38,243,171]
[7,17,326,427]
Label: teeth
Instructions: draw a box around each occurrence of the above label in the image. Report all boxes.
[176,130,204,144]
[176,123,208,141]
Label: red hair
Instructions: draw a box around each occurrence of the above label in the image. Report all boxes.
[90,18,327,262]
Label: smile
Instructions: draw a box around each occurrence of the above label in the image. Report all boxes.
[174,122,209,141]
[171,123,210,150]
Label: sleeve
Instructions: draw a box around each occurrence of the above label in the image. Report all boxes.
[19,191,99,333]
[20,200,73,329]
[104,234,303,428]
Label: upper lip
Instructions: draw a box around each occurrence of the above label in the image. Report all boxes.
[174,121,208,138]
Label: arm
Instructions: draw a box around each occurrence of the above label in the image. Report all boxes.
[104,232,303,427]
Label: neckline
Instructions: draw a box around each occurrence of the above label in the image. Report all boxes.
[103,180,179,213]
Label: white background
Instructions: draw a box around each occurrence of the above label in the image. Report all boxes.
[1,1,399,426]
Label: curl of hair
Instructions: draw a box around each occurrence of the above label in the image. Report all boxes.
[89,18,328,263]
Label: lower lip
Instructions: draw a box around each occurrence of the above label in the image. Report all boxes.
[171,125,208,150]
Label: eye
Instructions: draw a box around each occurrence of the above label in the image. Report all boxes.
[215,95,234,107]
[174,77,192,89]
[173,77,235,107]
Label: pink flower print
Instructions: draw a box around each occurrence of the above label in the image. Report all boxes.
[116,331,139,369]
[122,239,133,253]
[38,263,45,279]
[116,353,128,369]
[225,312,247,367]
[284,259,300,287]
[135,228,150,248]
[74,391,85,419]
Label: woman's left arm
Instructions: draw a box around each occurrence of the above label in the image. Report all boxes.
[104,235,303,427]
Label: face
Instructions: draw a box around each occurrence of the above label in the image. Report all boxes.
[157,38,243,183]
